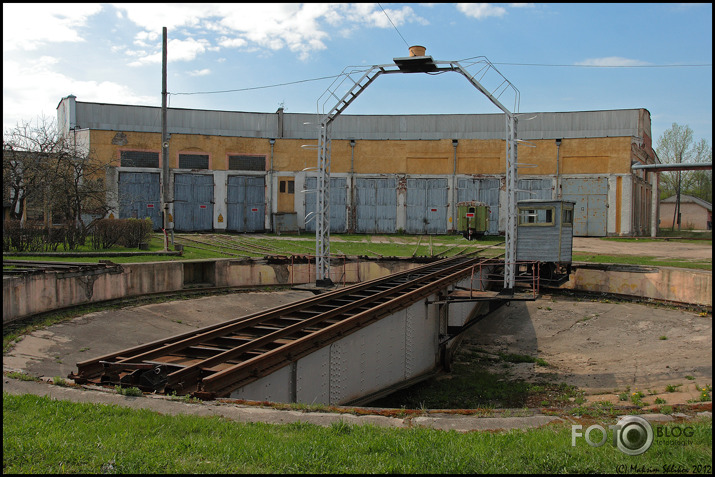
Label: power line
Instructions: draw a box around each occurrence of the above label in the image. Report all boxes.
[169,73,351,96]
[492,62,712,68]
[378,3,410,49]
[169,62,711,97]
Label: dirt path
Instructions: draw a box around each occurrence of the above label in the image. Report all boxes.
[572,237,712,260]
[462,294,712,406]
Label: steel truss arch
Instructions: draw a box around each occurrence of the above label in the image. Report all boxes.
[314,57,520,290]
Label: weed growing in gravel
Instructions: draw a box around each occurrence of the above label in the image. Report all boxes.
[630,391,646,406]
[5,371,40,382]
[114,385,143,397]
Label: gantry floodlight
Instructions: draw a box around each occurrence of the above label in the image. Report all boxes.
[314,50,520,290]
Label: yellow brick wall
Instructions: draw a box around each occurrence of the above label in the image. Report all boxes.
[91,130,635,176]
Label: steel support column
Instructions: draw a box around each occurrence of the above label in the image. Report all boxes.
[504,114,518,290]
[316,121,332,286]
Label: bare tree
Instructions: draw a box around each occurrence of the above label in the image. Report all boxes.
[3,116,116,247]
[3,116,61,223]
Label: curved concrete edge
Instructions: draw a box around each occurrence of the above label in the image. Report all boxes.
[411,414,562,432]
[3,376,564,432]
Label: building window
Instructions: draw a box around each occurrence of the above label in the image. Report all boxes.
[279,179,294,194]
[228,155,265,171]
[120,150,159,168]
[518,207,555,226]
[179,154,209,169]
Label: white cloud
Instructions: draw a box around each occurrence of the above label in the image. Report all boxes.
[187,69,211,77]
[456,3,507,19]
[112,3,427,63]
[218,37,248,49]
[575,57,651,67]
[3,57,156,132]
[342,4,428,28]
[127,38,211,66]
[2,3,103,52]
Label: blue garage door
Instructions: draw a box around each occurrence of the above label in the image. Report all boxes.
[406,178,448,234]
[304,177,347,233]
[226,175,265,232]
[174,174,214,232]
[118,172,161,229]
[355,178,397,233]
[517,178,553,201]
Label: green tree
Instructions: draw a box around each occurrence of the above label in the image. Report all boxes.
[655,123,712,229]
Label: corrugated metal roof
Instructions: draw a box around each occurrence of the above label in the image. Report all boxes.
[661,194,712,211]
[72,101,644,141]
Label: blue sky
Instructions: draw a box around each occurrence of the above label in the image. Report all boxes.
[3,3,712,145]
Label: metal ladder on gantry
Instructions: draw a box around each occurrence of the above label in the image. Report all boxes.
[314,54,521,291]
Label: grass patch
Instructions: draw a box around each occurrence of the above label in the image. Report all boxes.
[572,253,711,271]
[497,352,550,367]
[4,371,40,382]
[3,393,711,474]
[366,348,568,410]
[8,232,708,271]
[114,386,143,397]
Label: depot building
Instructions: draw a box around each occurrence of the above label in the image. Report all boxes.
[57,94,658,237]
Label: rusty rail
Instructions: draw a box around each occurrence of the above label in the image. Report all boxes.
[70,254,494,399]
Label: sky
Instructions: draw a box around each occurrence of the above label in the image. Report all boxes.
[3,3,713,146]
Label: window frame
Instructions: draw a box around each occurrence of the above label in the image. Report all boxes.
[518,206,556,226]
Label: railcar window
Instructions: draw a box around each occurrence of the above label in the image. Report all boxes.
[518,207,555,226]
[562,207,573,225]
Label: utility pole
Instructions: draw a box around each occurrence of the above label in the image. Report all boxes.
[161,26,169,251]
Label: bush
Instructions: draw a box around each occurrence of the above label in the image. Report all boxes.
[119,218,153,248]
[91,218,123,249]
[3,220,72,252]
[91,217,153,250]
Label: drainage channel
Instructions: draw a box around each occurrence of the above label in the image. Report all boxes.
[70,254,498,400]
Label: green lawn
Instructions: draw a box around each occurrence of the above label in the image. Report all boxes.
[3,393,711,474]
[5,232,709,270]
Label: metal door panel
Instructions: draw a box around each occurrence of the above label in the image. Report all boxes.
[227,175,265,232]
[561,177,607,236]
[304,177,347,233]
[406,178,447,234]
[118,172,161,229]
[356,178,396,233]
[517,178,552,201]
[174,174,214,231]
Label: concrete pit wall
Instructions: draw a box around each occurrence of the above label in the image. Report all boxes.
[4,259,711,325]
[3,258,423,324]
[564,265,712,307]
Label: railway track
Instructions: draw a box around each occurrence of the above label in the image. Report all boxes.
[70,254,502,400]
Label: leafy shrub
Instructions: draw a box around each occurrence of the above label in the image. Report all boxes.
[91,217,152,249]
[3,220,77,252]
[91,218,123,249]
[119,218,153,248]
